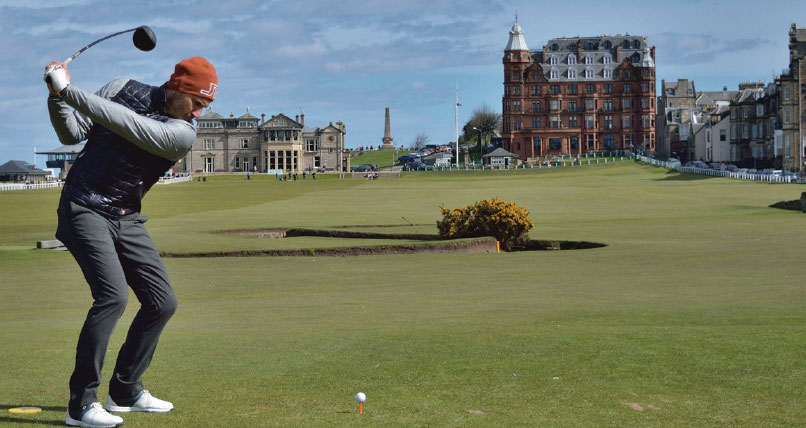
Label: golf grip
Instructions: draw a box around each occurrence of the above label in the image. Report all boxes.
[63,27,138,65]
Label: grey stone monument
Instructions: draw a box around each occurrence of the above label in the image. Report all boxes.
[381,107,395,151]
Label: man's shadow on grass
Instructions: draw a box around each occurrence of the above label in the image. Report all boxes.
[654,170,713,181]
[0,405,66,426]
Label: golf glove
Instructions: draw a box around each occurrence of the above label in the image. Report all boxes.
[44,64,70,94]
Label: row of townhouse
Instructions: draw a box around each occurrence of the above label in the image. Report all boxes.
[657,23,806,173]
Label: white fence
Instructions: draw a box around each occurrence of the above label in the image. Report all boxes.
[0,175,193,192]
[636,155,800,184]
[157,175,193,184]
[0,182,64,191]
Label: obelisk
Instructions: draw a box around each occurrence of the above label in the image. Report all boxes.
[381,107,395,151]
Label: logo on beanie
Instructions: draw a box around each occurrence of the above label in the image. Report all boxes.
[200,83,218,99]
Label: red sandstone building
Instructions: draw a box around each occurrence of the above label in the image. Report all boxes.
[502,23,657,159]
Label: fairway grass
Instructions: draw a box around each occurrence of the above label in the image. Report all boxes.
[1,162,805,427]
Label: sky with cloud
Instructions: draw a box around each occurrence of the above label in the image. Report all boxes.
[0,0,804,166]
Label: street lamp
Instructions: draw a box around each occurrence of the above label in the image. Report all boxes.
[473,126,483,165]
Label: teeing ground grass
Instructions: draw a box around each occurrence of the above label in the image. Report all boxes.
[1,161,804,427]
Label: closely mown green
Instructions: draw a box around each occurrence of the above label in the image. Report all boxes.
[1,162,805,427]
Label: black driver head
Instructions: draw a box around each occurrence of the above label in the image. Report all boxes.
[133,26,156,51]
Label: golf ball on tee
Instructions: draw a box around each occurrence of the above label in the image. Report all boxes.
[355,392,366,402]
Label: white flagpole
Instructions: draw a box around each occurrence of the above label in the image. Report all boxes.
[455,84,461,167]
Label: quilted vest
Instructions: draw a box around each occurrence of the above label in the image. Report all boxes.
[62,80,178,219]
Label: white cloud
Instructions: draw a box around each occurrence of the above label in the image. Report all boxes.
[277,37,328,57]
[0,0,90,8]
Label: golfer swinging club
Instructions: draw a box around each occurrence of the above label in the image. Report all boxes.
[44,57,217,428]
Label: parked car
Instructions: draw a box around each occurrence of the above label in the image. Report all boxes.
[405,160,430,170]
[350,164,371,172]
[397,154,420,163]
[692,161,709,169]
[667,157,681,165]
[746,168,758,174]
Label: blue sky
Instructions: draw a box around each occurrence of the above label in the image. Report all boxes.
[1,0,804,166]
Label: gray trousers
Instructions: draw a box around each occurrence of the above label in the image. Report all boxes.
[56,198,177,417]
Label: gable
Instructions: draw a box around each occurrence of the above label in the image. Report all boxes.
[262,113,302,129]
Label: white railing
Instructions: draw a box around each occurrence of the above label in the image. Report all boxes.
[157,175,193,184]
[0,182,64,192]
[0,175,192,192]
[636,155,801,184]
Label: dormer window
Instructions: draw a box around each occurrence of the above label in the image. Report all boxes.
[603,54,612,65]
[550,68,559,79]
[568,68,577,78]
[585,68,594,79]
[551,43,559,51]
[585,55,593,65]
[603,68,612,78]
[622,40,630,49]
[633,40,641,49]
[603,40,612,49]
[568,54,576,65]
[550,56,558,65]
[586,41,594,50]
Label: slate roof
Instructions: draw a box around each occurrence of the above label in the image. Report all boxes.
[199,110,223,120]
[663,79,695,98]
[36,143,85,155]
[0,160,49,174]
[483,147,519,158]
[532,34,650,82]
[697,90,739,105]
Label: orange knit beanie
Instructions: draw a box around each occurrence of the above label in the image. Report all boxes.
[165,57,218,101]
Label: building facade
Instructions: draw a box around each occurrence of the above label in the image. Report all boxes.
[656,78,697,160]
[501,23,656,160]
[729,82,780,169]
[693,89,735,163]
[179,109,349,174]
[776,23,806,173]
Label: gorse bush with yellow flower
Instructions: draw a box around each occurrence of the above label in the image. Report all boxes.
[437,198,534,251]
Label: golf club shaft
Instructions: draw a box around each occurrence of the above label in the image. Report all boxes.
[63,27,138,65]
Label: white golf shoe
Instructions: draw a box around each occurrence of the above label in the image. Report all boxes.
[65,402,124,427]
[106,390,173,413]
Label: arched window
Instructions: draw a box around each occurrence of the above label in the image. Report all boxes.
[567,54,576,65]
[586,41,594,50]
[622,40,630,49]
[585,55,593,65]
[630,52,640,64]
[550,55,558,65]
[633,40,641,49]
[603,54,612,65]
[551,43,559,51]
[603,40,612,49]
